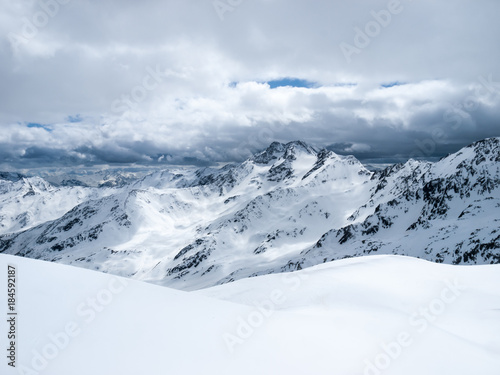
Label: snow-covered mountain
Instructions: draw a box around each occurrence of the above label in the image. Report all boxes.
[1,254,499,375]
[0,176,116,235]
[0,138,499,290]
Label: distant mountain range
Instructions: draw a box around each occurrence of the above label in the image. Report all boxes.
[1,138,499,290]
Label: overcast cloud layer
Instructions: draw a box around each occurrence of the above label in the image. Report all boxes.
[1,0,499,168]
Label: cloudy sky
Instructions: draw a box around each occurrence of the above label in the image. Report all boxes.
[1,0,499,169]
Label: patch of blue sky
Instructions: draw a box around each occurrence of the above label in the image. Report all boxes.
[381,81,406,88]
[27,123,53,132]
[266,78,318,89]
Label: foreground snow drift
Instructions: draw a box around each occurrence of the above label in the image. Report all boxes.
[0,254,499,375]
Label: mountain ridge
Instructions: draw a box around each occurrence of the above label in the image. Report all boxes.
[0,137,499,290]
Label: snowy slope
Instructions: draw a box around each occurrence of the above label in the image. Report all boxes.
[0,141,374,289]
[0,139,499,290]
[0,176,116,235]
[1,253,499,375]
[295,138,500,270]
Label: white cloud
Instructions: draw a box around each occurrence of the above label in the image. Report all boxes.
[0,0,499,167]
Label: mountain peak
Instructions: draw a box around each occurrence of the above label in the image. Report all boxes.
[252,141,317,164]
[433,137,500,176]
[283,140,317,155]
[470,137,500,163]
[251,142,286,164]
